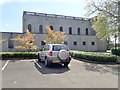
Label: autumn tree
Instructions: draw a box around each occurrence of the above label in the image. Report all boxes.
[85,0,119,40]
[44,27,66,44]
[0,38,5,44]
[12,29,38,52]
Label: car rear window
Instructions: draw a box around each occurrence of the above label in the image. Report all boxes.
[52,45,69,51]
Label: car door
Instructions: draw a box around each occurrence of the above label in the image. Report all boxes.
[40,45,46,60]
[42,45,50,59]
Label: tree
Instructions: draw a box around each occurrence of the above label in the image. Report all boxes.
[12,29,39,52]
[85,0,119,40]
[92,13,109,39]
[0,39,5,44]
[44,27,66,44]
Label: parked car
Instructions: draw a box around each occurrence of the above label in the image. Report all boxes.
[37,44,71,67]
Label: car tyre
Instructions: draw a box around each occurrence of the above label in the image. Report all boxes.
[45,58,51,67]
[38,54,41,62]
[64,62,69,67]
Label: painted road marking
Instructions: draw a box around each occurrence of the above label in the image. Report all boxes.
[34,60,42,69]
[20,60,34,62]
[2,60,10,71]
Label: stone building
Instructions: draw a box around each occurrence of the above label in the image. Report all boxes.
[0,11,107,52]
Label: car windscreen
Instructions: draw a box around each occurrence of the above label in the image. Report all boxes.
[52,45,69,51]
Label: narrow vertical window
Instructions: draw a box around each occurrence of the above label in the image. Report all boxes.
[69,27,72,34]
[86,28,88,35]
[39,25,43,34]
[60,26,63,32]
[28,24,32,32]
[50,26,53,30]
[78,28,80,35]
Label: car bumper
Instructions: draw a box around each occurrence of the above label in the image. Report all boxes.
[47,57,71,64]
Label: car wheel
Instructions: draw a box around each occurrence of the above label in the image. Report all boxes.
[38,54,41,62]
[45,58,51,67]
[64,62,69,67]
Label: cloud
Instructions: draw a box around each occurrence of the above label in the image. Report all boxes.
[0,0,5,5]
[4,24,8,27]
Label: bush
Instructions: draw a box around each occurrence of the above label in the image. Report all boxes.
[0,52,37,60]
[71,51,117,63]
[111,47,120,56]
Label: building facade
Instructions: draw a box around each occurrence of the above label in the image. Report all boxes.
[0,11,107,52]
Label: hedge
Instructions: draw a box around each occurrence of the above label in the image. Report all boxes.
[111,47,120,56]
[71,51,117,63]
[0,52,37,59]
[0,51,118,62]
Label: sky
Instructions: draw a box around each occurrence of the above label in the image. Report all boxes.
[0,0,91,33]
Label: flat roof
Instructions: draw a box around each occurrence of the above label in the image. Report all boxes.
[23,11,91,21]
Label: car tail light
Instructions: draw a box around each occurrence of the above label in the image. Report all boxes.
[49,51,52,56]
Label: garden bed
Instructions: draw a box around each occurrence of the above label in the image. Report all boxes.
[0,52,37,60]
[71,51,118,63]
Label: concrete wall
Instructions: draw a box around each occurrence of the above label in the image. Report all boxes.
[97,39,107,52]
[23,11,95,36]
[1,32,106,52]
[1,32,23,52]
[0,11,107,52]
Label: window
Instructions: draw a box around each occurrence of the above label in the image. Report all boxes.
[69,27,72,34]
[78,28,80,35]
[73,41,77,46]
[41,41,45,45]
[52,45,69,51]
[83,42,86,45]
[60,26,63,32]
[8,39,14,48]
[64,41,67,45]
[44,45,50,51]
[39,25,43,34]
[28,24,32,32]
[86,28,88,35]
[50,26,53,30]
[91,42,95,45]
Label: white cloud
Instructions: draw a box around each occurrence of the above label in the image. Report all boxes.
[0,0,5,5]
[4,24,8,27]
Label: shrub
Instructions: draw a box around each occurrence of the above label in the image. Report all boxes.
[71,51,117,63]
[111,47,120,56]
[1,52,37,59]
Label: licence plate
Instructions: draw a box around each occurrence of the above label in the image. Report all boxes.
[52,60,60,63]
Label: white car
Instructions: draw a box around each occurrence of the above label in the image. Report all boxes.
[37,44,71,67]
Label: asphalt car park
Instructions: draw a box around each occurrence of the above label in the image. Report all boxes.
[2,59,119,88]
